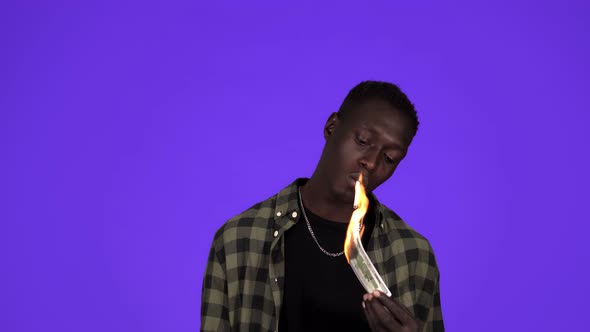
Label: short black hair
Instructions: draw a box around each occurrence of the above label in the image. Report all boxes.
[337,80,419,136]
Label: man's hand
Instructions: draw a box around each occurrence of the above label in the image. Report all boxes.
[363,291,419,332]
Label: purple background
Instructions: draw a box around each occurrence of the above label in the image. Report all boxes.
[1,1,589,331]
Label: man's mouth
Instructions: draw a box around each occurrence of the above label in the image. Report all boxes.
[349,173,369,188]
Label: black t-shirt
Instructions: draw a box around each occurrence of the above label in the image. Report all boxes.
[279,198,375,332]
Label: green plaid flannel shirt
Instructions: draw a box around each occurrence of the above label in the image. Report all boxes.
[201,179,444,332]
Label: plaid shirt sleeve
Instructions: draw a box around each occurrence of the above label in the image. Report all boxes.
[370,207,444,332]
[200,198,284,332]
[201,226,231,332]
[423,271,443,332]
[417,242,444,332]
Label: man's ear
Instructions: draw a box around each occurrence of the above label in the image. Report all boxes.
[324,112,340,140]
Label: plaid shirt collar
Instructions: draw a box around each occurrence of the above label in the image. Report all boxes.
[272,178,392,234]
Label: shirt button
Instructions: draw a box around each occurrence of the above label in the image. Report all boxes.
[274,278,278,283]
[276,211,282,217]
[291,211,298,218]
[273,230,279,237]
[380,223,384,229]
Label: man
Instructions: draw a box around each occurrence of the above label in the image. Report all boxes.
[201,81,444,332]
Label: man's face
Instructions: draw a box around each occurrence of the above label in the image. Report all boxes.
[318,99,415,202]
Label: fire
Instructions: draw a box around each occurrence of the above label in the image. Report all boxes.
[344,173,369,263]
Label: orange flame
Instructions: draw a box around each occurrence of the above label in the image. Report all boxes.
[344,173,369,263]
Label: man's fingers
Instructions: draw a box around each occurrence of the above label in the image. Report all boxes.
[373,291,413,324]
[363,299,379,331]
[366,297,402,331]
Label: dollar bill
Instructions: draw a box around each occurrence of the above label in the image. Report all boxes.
[345,236,392,297]
[344,177,392,297]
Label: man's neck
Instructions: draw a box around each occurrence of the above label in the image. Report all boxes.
[299,177,354,223]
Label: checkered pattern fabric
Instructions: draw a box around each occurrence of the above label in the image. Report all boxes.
[201,179,444,331]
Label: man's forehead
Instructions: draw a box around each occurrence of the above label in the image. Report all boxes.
[345,106,408,130]
[346,99,402,120]
[342,103,413,146]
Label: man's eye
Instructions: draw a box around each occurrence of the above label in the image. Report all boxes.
[357,137,368,146]
[384,155,395,164]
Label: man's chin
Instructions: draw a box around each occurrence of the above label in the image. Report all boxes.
[333,184,355,205]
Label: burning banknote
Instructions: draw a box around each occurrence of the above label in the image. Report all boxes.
[344,173,392,297]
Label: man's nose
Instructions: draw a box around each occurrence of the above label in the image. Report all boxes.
[359,151,378,172]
